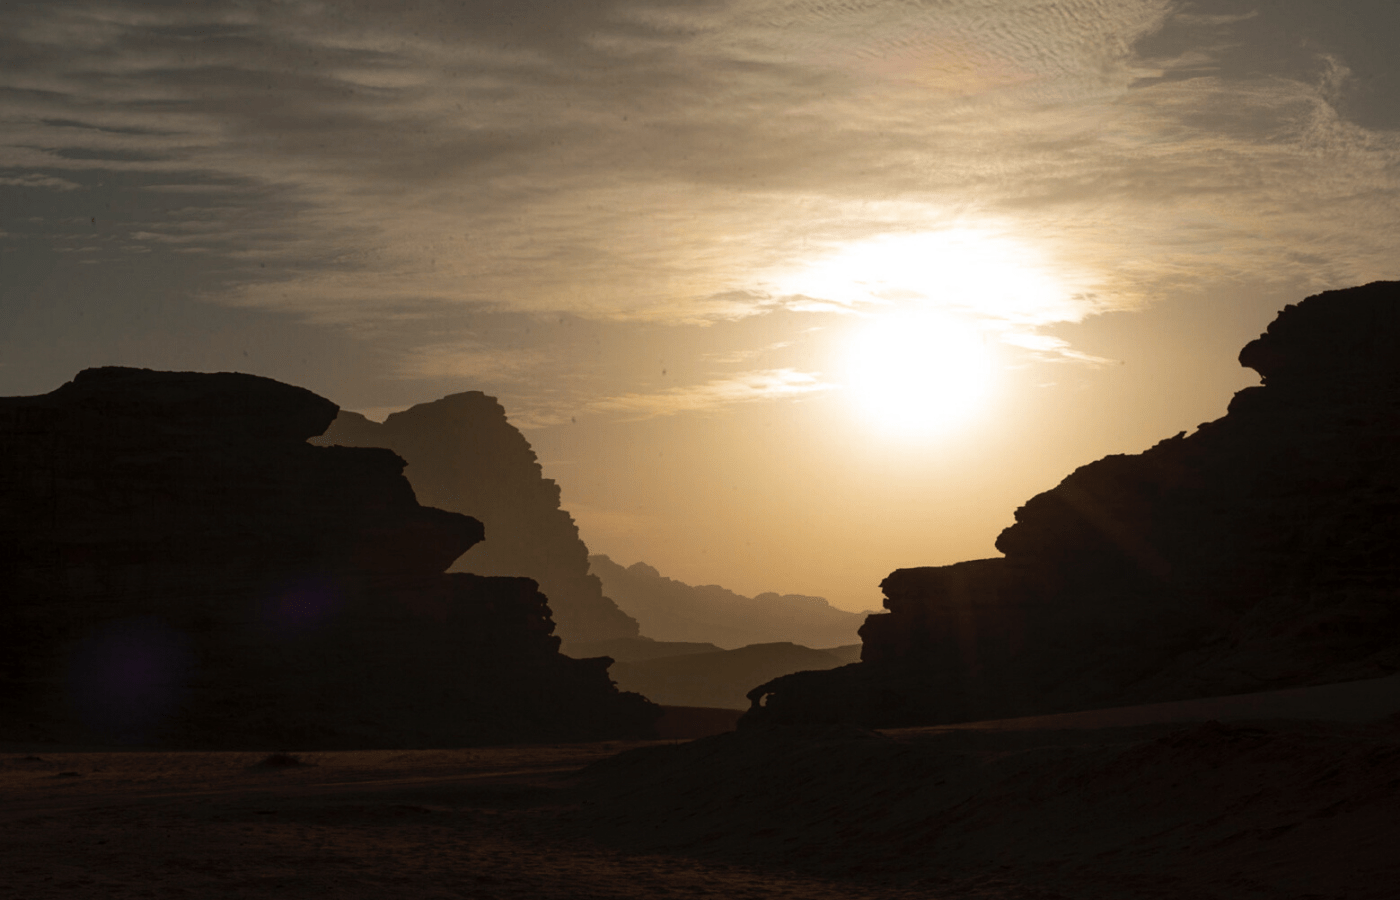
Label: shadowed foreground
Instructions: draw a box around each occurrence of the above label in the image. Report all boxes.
[4,679,1396,899]
[1,742,923,900]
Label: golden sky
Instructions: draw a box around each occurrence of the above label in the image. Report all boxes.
[3,1,1399,609]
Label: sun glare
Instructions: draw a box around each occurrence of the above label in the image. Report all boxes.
[767,226,1078,436]
[844,312,995,435]
[772,228,1079,323]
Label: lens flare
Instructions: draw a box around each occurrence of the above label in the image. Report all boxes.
[66,617,192,743]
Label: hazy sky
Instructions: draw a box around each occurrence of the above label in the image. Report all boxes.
[4,1,1398,611]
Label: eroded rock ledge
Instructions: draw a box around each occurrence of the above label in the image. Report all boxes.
[745,282,1400,728]
[0,367,659,747]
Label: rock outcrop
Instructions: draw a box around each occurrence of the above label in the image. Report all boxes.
[315,395,640,648]
[744,282,1400,728]
[0,368,659,747]
[589,555,868,649]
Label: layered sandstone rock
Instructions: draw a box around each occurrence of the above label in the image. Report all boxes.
[0,367,658,747]
[745,282,1400,728]
[316,394,640,648]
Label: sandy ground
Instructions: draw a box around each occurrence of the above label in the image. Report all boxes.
[3,677,1397,899]
[0,742,932,900]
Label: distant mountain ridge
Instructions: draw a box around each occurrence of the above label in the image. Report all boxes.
[590,555,869,649]
[315,392,874,712]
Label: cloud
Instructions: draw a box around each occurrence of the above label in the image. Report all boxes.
[575,368,834,422]
[397,341,549,382]
[999,331,1116,366]
[3,0,1400,412]
[0,172,80,190]
[1,1,1173,330]
[702,341,792,364]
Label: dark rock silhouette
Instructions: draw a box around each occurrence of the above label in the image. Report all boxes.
[315,395,640,648]
[0,367,659,747]
[745,282,1400,728]
[589,554,868,648]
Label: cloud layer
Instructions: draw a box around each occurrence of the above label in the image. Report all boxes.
[3,0,1399,415]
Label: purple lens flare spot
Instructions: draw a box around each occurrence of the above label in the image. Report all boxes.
[66,617,192,743]
[262,576,344,637]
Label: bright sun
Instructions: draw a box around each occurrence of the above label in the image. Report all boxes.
[768,226,1074,436]
[844,311,995,435]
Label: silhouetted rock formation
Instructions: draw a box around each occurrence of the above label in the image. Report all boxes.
[0,367,658,747]
[745,282,1400,728]
[315,396,640,647]
[590,555,867,648]
[608,642,861,709]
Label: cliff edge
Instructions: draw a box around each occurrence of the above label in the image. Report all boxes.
[744,282,1400,728]
[0,368,658,747]
[316,393,640,648]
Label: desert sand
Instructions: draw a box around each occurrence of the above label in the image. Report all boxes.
[4,677,1396,899]
[0,741,911,900]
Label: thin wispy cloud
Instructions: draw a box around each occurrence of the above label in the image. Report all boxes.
[576,368,834,423]
[398,342,552,382]
[1000,332,1117,367]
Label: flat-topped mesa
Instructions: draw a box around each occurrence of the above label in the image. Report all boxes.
[744,282,1400,729]
[51,366,341,442]
[0,367,658,747]
[316,391,641,648]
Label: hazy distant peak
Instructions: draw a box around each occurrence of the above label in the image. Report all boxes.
[381,391,514,433]
[621,559,662,579]
[590,554,866,649]
[752,591,835,610]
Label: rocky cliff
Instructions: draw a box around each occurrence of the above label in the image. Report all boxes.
[315,394,640,648]
[0,368,659,747]
[589,555,867,649]
[744,282,1400,728]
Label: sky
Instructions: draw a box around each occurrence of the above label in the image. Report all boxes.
[3,1,1398,612]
